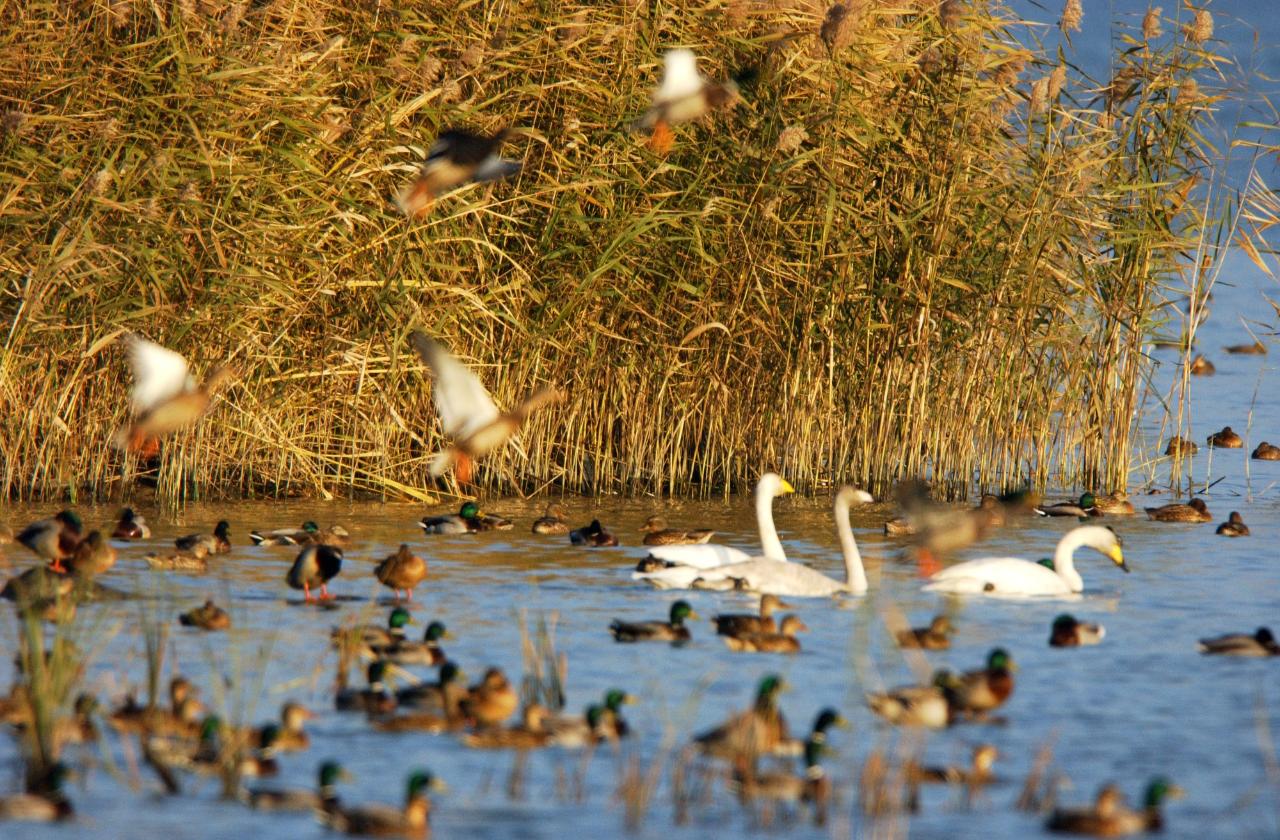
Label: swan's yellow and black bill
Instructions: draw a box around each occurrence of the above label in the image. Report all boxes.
[779,479,796,494]
[1108,545,1129,572]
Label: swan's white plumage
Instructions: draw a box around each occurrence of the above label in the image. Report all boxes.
[923,525,1125,597]
[656,49,704,103]
[687,486,869,598]
[127,335,193,413]
[633,473,792,588]
[417,338,501,441]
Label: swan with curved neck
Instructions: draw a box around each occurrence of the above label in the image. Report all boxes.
[687,487,870,597]
[633,473,793,589]
[923,525,1127,597]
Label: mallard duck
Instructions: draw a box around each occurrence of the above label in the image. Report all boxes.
[333,606,414,650]
[531,503,569,535]
[1049,614,1105,647]
[175,520,231,554]
[249,760,346,813]
[410,331,560,484]
[1092,492,1136,515]
[375,544,428,601]
[396,661,468,716]
[693,675,790,764]
[946,648,1016,718]
[114,333,231,455]
[1144,498,1211,522]
[1253,441,1280,460]
[543,705,608,747]
[632,49,741,154]
[371,621,449,666]
[237,724,282,778]
[460,667,518,729]
[419,502,484,535]
[896,614,953,649]
[634,474,794,589]
[1035,493,1101,518]
[771,707,847,758]
[686,486,870,597]
[907,743,999,785]
[287,544,343,602]
[179,599,230,630]
[925,525,1126,596]
[1225,341,1266,355]
[866,671,954,729]
[610,600,696,643]
[462,704,550,749]
[1189,354,1215,375]
[1047,777,1182,835]
[251,521,321,546]
[1216,511,1249,536]
[1198,626,1280,656]
[1207,426,1243,448]
[16,510,83,572]
[249,701,312,751]
[713,594,790,638]
[570,519,619,546]
[329,770,441,838]
[396,128,522,217]
[112,507,151,539]
[144,549,209,571]
[335,661,396,714]
[65,531,116,577]
[0,566,74,610]
[1165,436,1198,456]
[731,738,831,818]
[723,615,808,653]
[639,516,715,546]
[0,761,72,822]
[598,689,634,739]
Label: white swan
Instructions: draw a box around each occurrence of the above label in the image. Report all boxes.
[685,486,870,598]
[632,474,793,589]
[923,525,1127,597]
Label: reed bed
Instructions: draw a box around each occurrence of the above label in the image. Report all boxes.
[0,0,1246,502]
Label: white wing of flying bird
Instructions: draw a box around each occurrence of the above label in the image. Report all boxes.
[656,49,704,103]
[127,334,194,413]
[415,335,501,442]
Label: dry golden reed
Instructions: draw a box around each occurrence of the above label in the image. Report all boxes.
[0,0,1244,503]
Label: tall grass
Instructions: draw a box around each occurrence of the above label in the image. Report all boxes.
[0,0,1247,502]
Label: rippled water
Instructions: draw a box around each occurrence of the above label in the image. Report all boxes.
[3,261,1280,840]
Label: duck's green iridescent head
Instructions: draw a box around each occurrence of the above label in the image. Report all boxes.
[425,621,447,642]
[812,708,846,734]
[200,715,223,742]
[389,607,412,629]
[987,648,1014,671]
[669,600,696,625]
[459,502,481,519]
[604,689,632,712]
[406,770,439,798]
[302,521,320,534]
[757,674,785,702]
[1078,492,1097,508]
[586,705,605,727]
[1144,777,1183,807]
[367,661,387,685]
[319,761,345,787]
[58,510,83,530]
[214,520,231,538]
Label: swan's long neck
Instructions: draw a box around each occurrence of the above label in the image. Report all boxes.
[1052,530,1087,592]
[835,495,867,594]
[757,486,787,561]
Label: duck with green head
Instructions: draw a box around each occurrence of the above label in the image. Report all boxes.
[600,688,634,739]
[945,648,1016,719]
[331,769,442,838]
[395,661,468,718]
[250,760,348,813]
[609,600,697,643]
[251,521,321,546]
[335,661,396,715]
[1047,777,1182,835]
[693,674,791,764]
[419,502,485,535]
[372,621,449,666]
[333,607,414,651]
[732,737,831,823]
[1035,493,1101,518]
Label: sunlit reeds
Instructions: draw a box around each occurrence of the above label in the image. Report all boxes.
[0,1,1250,502]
